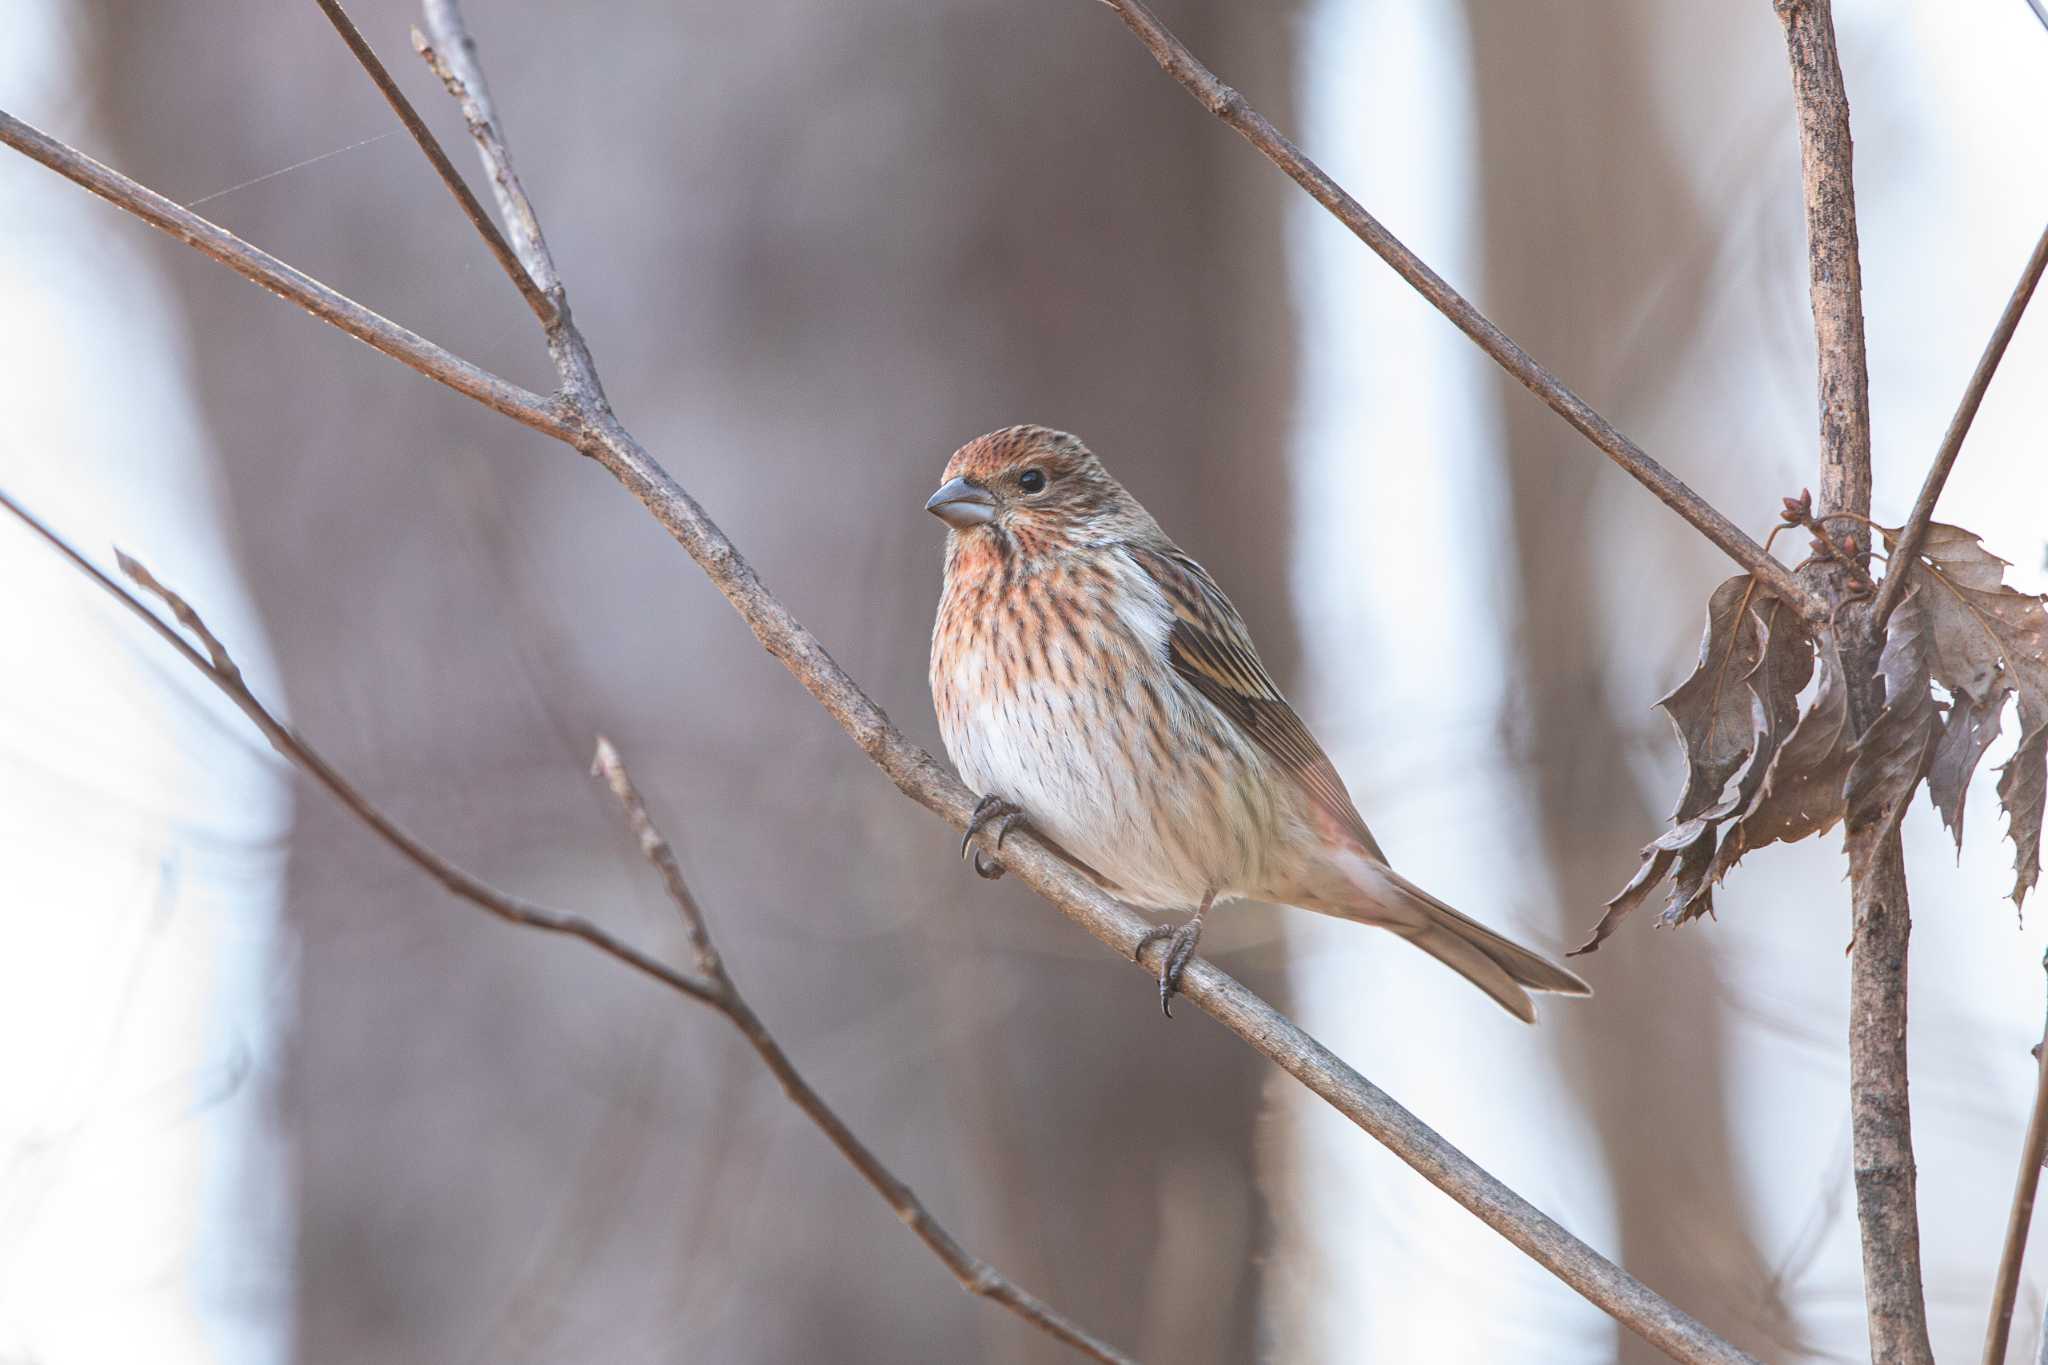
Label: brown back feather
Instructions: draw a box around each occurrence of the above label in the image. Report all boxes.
[1125,545,1387,863]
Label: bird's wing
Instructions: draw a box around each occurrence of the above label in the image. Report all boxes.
[1126,545,1386,862]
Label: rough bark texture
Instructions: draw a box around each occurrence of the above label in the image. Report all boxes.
[1776,3,1934,1361]
[1776,0,1873,542]
[1842,830,1931,1365]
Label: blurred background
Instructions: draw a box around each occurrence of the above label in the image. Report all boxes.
[4,1,2047,1361]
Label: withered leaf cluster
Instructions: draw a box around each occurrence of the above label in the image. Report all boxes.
[1576,523,2048,955]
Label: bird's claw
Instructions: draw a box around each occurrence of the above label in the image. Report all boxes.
[961,795,1023,876]
[1135,914,1206,1019]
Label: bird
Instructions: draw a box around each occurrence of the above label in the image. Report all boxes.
[926,424,1591,1020]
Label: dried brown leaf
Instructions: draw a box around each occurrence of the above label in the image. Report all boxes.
[1999,722,2047,910]
[1661,824,1719,929]
[1928,685,2008,847]
[1705,597,1819,880]
[1881,521,2048,906]
[1725,628,1852,854]
[1581,581,1814,952]
[1572,825,1690,957]
[1661,576,1767,824]
[1844,587,1939,845]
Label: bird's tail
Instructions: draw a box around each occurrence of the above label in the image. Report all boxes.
[1312,862,1591,1023]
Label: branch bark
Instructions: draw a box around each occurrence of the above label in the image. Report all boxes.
[1096,0,1825,624]
[1984,949,2048,1365]
[0,487,1137,1365]
[310,0,554,324]
[0,6,1763,1357]
[0,111,570,441]
[1774,3,1935,1361]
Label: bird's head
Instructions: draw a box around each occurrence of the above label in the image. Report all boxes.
[925,425,1153,555]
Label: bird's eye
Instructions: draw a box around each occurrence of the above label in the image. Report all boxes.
[1018,469,1047,494]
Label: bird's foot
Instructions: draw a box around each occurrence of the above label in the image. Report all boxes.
[1134,907,1207,1019]
[961,795,1024,880]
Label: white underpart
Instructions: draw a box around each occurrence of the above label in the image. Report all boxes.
[941,547,1297,912]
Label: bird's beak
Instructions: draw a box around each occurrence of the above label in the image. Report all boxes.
[925,476,997,530]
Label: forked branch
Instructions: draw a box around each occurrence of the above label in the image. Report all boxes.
[0,488,1136,1365]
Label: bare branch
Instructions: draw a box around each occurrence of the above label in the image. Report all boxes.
[0,110,571,441]
[1985,948,2048,1365]
[0,23,1764,1361]
[414,0,561,301]
[590,737,720,981]
[1094,0,1825,623]
[1774,2,1934,1360]
[0,489,1136,1365]
[0,487,716,1007]
[586,740,1134,1364]
[310,0,555,324]
[1873,217,2048,624]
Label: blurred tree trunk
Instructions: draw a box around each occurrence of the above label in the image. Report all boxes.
[90,0,1296,1360]
[1462,5,1788,1360]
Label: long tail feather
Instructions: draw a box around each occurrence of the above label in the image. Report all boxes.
[1312,864,1591,1024]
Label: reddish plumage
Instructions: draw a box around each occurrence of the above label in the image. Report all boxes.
[928,425,1590,1019]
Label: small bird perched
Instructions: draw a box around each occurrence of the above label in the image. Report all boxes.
[926,425,1591,1019]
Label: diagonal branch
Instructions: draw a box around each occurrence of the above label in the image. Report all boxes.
[1872,215,2048,624]
[1095,0,1825,624]
[0,488,1136,1365]
[0,110,571,440]
[0,17,1762,1360]
[585,742,1134,1363]
[1773,3,1934,1362]
[0,487,715,1006]
[311,0,555,324]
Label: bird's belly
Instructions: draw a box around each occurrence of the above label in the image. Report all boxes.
[943,670,1283,911]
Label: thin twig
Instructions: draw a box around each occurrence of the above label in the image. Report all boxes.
[0,110,571,440]
[592,739,720,980]
[0,487,1136,1365]
[1774,2,1935,1362]
[310,0,555,324]
[0,30,1761,1365]
[1872,216,2048,625]
[1094,0,1825,624]
[413,1,561,302]
[1985,949,2048,1365]
[0,487,713,1005]
[587,742,1132,1364]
